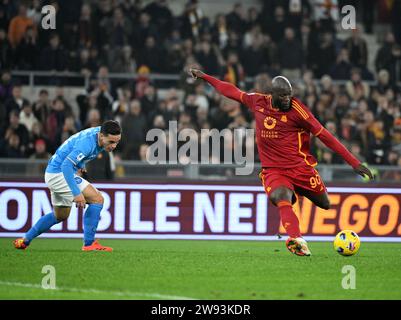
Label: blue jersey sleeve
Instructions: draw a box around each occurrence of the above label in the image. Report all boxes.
[61,143,91,197]
[61,159,81,196]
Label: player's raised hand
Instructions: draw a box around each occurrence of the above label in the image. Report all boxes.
[74,194,86,208]
[188,68,205,80]
[354,163,374,180]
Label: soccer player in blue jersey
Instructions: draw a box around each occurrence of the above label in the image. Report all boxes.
[14,120,122,251]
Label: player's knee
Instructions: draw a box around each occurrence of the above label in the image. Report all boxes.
[320,199,331,210]
[93,192,104,205]
[270,188,292,206]
[323,201,331,210]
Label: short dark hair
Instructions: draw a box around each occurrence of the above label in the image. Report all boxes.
[101,120,121,136]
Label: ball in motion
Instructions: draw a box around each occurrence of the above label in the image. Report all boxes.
[333,230,361,256]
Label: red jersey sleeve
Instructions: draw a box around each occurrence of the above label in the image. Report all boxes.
[291,97,360,169]
[202,74,260,111]
[239,92,268,112]
[291,97,324,136]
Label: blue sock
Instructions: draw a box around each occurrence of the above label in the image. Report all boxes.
[83,203,103,246]
[25,212,59,244]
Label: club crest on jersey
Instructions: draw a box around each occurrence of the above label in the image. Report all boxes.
[281,115,287,122]
[76,153,85,161]
[263,116,277,130]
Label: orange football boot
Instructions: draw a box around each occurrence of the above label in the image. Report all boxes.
[82,239,113,252]
[14,238,29,250]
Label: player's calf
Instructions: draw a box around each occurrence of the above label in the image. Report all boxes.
[54,206,72,221]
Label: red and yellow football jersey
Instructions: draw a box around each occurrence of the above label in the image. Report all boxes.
[240,93,324,169]
[201,73,361,170]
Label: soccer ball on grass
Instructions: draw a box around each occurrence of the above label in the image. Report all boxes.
[333,230,360,256]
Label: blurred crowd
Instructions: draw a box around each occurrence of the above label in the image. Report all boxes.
[0,0,401,176]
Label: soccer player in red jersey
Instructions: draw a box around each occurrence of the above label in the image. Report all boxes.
[190,68,374,256]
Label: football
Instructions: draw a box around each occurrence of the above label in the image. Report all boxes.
[333,230,361,256]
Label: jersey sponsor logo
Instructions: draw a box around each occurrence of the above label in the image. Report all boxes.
[263,116,277,130]
[76,153,85,162]
[74,177,83,184]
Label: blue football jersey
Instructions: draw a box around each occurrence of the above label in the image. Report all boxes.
[46,126,104,174]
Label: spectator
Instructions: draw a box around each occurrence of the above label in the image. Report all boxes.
[135,65,151,99]
[143,0,174,41]
[26,138,51,176]
[345,68,370,101]
[39,33,68,71]
[138,35,165,73]
[85,150,115,180]
[78,3,96,48]
[0,28,11,68]
[121,99,147,159]
[85,108,101,129]
[367,119,391,164]
[241,34,269,77]
[263,6,288,44]
[5,85,28,116]
[7,4,36,49]
[60,116,78,143]
[166,42,185,74]
[112,86,132,123]
[195,40,220,75]
[32,89,51,125]
[19,100,39,133]
[138,144,149,162]
[211,14,229,49]
[102,7,133,48]
[278,27,304,80]
[221,51,245,87]
[132,12,158,49]
[330,48,354,80]
[180,0,205,40]
[29,139,51,160]
[3,133,24,158]
[46,98,67,151]
[5,110,29,154]
[110,45,137,73]
[0,70,13,104]
[375,31,396,73]
[344,28,368,69]
[14,25,39,70]
[27,121,49,156]
[310,32,336,78]
[225,3,247,35]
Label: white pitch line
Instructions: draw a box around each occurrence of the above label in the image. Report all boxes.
[0,280,197,300]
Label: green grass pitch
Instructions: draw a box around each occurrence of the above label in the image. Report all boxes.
[1,238,401,300]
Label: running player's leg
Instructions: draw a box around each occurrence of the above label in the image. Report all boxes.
[293,167,330,210]
[298,189,331,210]
[81,184,111,251]
[269,187,302,239]
[14,203,71,249]
[260,168,311,256]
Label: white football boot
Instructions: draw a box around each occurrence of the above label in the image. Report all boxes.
[286,237,312,256]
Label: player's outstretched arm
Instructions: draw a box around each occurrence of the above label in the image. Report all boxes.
[189,68,245,103]
[316,129,374,180]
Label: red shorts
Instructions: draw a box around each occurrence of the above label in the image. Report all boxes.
[259,166,327,202]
